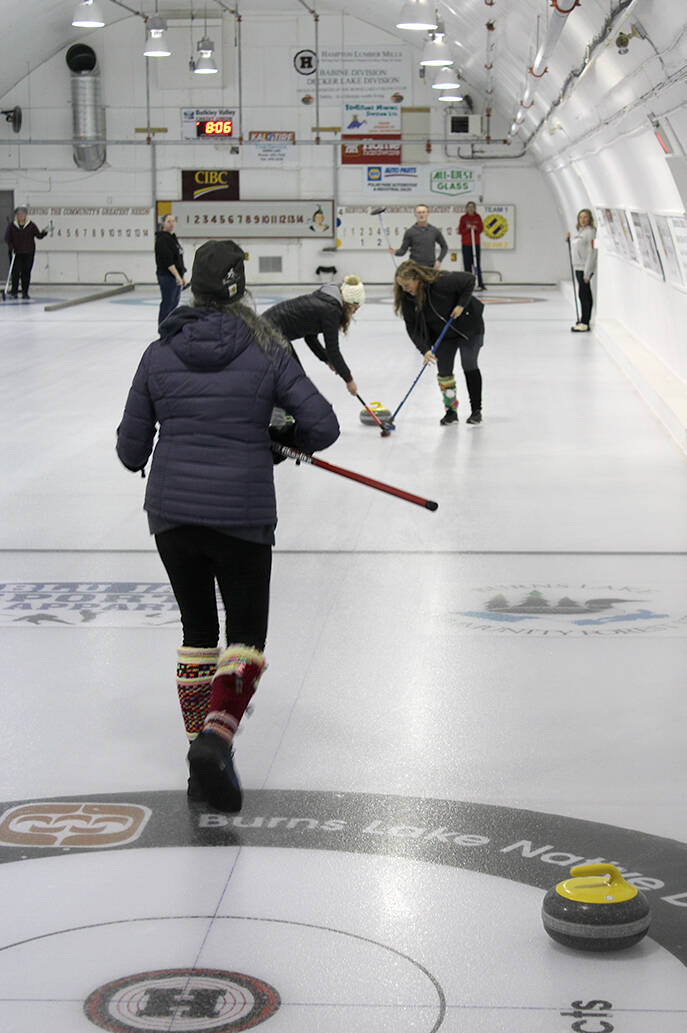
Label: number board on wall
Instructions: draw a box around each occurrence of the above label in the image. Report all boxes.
[27,207,154,251]
[169,201,335,238]
[337,204,515,251]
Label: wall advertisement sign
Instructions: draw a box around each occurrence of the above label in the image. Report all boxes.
[342,138,402,165]
[363,164,483,198]
[181,170,239,202]
[295,46,409,106]
[171,200,334,238]
[242,131,297,167]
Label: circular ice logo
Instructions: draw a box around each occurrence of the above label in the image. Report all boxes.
[84,969,281,1032]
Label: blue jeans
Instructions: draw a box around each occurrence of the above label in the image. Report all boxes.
[157,272,181,329]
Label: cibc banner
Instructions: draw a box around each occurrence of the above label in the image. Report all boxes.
[181,170,240,201]
[171,200,335,238]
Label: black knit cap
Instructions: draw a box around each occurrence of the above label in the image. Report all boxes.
[191,239,246,301]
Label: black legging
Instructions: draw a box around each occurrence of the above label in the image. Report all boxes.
[575,270,593,324]
[11,252,34,295]
[155,526,272,649]
[435,333,483,376]
[462,244,485,288]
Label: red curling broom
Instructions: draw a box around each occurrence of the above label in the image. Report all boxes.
[271,443,438,511]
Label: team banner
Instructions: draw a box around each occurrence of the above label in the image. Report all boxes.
[172,200,335,238]
[338,203,515,251]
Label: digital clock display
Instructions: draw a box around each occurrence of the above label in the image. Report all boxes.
[196,119,233,137]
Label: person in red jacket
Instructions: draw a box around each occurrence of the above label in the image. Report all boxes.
[4,206,48,299]
[458,201,486,291]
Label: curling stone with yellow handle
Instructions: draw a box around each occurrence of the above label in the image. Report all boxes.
[542,863,651,951]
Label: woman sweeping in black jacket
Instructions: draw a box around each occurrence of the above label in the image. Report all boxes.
[394,260,485,425]
[262,275,365,396]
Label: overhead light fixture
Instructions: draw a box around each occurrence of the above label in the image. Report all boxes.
[420,16,454,66]
[396,0,438,31]
[421,36,454,66]
[194,37,218,74]
[144,13,171,57]
[72,0,105,28]
[438,92,463,102]
[432,66,460,89]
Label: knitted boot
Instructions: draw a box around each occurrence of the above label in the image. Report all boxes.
[188,644,266,812]
[177,646,220,801]
[176,646,220,741]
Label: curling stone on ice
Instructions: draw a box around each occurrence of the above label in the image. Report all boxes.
[359,401,393,427]
[542,863,651,952]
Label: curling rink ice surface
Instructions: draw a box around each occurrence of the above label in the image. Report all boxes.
[1,281,687,1033]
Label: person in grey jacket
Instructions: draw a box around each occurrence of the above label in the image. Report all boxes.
[117,239,339,812]
[565,208,597,332]
[390,204,448,269]
[394,260,485,425]
[261,275,364,396]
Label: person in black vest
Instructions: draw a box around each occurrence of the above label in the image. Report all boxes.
[261,276,364,396]
[154,213,186,329]
[4,206,48,299]
[117,240,339,812]
[393,260,485,425]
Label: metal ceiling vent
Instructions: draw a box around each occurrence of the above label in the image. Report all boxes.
[65,44,106,170]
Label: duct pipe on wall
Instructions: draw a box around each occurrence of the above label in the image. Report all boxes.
[65,44,106,170]
[512,0,580,133]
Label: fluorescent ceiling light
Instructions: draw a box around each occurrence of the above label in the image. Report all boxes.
[72,0,105,28]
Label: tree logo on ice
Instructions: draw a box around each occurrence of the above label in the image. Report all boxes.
[452,584,682,635]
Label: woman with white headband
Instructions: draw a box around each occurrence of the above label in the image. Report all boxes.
[262,275,365,396]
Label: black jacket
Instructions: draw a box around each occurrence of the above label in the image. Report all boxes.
[401,272,484,354]
[262,287,352,383]
[116,305,339,531]
[4,221,47,255]
[155,230,186,277]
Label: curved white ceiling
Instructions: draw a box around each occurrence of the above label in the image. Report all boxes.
[2,0,684,161]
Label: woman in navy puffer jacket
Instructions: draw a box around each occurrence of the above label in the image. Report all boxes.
[117,240,339,812]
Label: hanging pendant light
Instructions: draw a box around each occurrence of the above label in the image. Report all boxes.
[438,92,463,102]
[431,66,460,89]
[144,13,171,57]
[396,0,438,31]
[420,16,454,67]
[194,37,218,74]
[72,0,105,28]
[193,7,218,74]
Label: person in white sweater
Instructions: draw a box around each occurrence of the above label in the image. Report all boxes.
[565,209,597,332]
